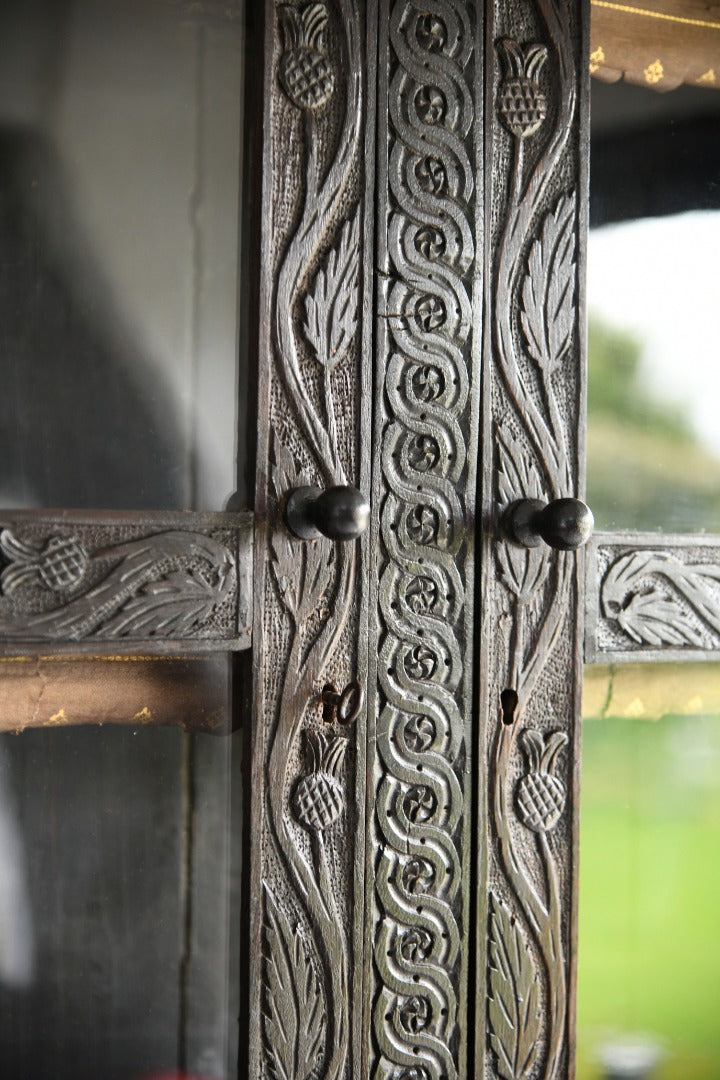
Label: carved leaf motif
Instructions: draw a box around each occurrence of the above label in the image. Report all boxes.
[496,429,549,603]
[304,210,360,371]
[496,427,544,507]
[271,532,301,616]
[302,539,334,618]
[671,567,720,636]
[271,437,323,618]
[601,552,709,647]
[99,567,226,637]
[488,894,541,1080]
[617,589,704,647]
[263,887,324,1080]
[520,192,577,373]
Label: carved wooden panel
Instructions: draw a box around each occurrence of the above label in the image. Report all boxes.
[586,532,720,663]
[0,511,252,654]
[367,3,480,1077]
[478,2,588,1079]
[248,2,370,1078]
[248,1,588,1077]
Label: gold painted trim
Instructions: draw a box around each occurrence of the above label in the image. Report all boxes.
[589,44,606,73]
[591,0,720,31]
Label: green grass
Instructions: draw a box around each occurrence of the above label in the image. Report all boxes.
[577,713,720,1079]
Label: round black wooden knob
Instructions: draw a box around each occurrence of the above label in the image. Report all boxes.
[285,485,370,542]
[503,497,594,551]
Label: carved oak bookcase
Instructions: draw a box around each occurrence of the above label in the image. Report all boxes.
[7,0,715,1077]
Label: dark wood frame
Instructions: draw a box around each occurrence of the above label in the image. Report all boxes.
[247,2,589,1077]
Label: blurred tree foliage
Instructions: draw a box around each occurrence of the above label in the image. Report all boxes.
[586,314,720,532]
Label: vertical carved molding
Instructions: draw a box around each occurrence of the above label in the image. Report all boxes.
[481,1,587,1078]
[369,3,480,1077]
[250,1,587,1076]
[250,2,368,1078]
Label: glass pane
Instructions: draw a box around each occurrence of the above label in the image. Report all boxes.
[588,82,720,533]
[0,0,250,1074]
[0,0,248,511]
[0,655,243,1079]
[578,663,720,1080]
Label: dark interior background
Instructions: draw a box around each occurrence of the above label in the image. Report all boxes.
[0,1,250,1076]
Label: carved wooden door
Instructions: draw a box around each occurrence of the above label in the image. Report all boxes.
[248,1,589,1078]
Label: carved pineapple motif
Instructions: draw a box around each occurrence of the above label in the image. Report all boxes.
[0,530,89,594]
[498,40,548,138]
[279,3,335,110]
[292,728,348,832]
[516,728,568,833]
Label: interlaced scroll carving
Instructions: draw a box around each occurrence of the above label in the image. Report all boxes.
[253,2,366,1079]
[372,3,476,1077]
[485,2,585,1078]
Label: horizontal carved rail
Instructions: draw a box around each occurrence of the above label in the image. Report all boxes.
[0,511,253,655]
[586,531,720,662]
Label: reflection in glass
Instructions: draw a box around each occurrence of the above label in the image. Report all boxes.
[0,0,247,511]
[581,80,720,1080]
[587,81,720,535]
[587,213,720,533]
[0,1,249,1074]
[578,664,720,1080]
[0,656,242,1080]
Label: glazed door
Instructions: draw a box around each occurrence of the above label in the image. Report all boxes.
[0,2,254,1076]
[0,0,593,1076]
[578,26,720,1076]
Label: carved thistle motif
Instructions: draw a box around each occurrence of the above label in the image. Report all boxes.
[1,530,89,594]
[254,1,364,1078]
[0,524,241,645]
[516,729,568,834]
[498,40,548,138]
[487,2,583,1078]
[279,3,335,109]
[292,729,348,832]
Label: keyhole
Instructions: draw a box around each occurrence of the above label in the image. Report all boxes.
[500,688,518,726]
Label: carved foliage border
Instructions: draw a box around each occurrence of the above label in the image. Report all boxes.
[484,2,585,1079]
[589,535,720,660]
[251,3,366,1079]
[0,516,250,648]
[372,3,477,1078]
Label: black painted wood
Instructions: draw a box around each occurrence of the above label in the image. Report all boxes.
[0,511,253,655]
[249,1,589,1078]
